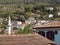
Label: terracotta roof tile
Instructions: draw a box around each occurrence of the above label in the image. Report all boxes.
[0,34,57,45]
[33,21,60,28]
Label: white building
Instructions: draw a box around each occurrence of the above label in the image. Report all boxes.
[58,12,60,16]
[12,21,25,29]
[46,7,54,10]
[37,20,49,25]
[48,14,53,18]
[25,17,36,24]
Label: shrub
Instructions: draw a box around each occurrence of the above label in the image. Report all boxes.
[0,30,5,34]
[16,25,32,34]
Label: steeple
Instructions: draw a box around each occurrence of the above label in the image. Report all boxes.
[8,15,12,35]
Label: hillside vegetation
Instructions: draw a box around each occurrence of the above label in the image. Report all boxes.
[0,0,60,21]
[0,0,60,5]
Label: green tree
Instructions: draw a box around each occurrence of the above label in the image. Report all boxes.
[25,12,32,19]
[25,4,34,12]
[15,5,25,14]
[52,7,58,18]
[1,21,8,29]
[0,29,5,34]
[16,25,32,34]
[0,6,17,20]
[18,15,25,22]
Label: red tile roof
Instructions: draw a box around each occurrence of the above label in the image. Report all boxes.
[33,21,60,29]
[0,34,57,45]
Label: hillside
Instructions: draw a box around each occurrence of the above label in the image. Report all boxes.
[0,0,60,5]
[0,0,60,21]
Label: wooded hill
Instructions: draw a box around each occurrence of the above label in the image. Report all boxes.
[0,0,60,5]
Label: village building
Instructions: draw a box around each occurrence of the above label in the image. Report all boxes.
[37,20,49,25]
[32,21,60,41]
[25,17,36,24]
[58,12,60,16]
[46,7,54,10]
[0,18,7,22]
[12,21,25,29]
[48,14,53,18]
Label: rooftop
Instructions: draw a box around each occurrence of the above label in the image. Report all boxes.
[0,34,57,45]
[33,21,60,29]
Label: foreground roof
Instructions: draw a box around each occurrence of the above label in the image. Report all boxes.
[0,34,57,45]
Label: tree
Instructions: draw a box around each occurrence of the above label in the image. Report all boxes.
[17,15,25,22]
[0,5,18,20]
[34,2,48,10]
[15,5,25,14]
[16,25,32,34]
[0,29,5,34]
[1,21,8,29]
[25,12,32,19]
[52,7,58,18]
[25,4,34,12]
